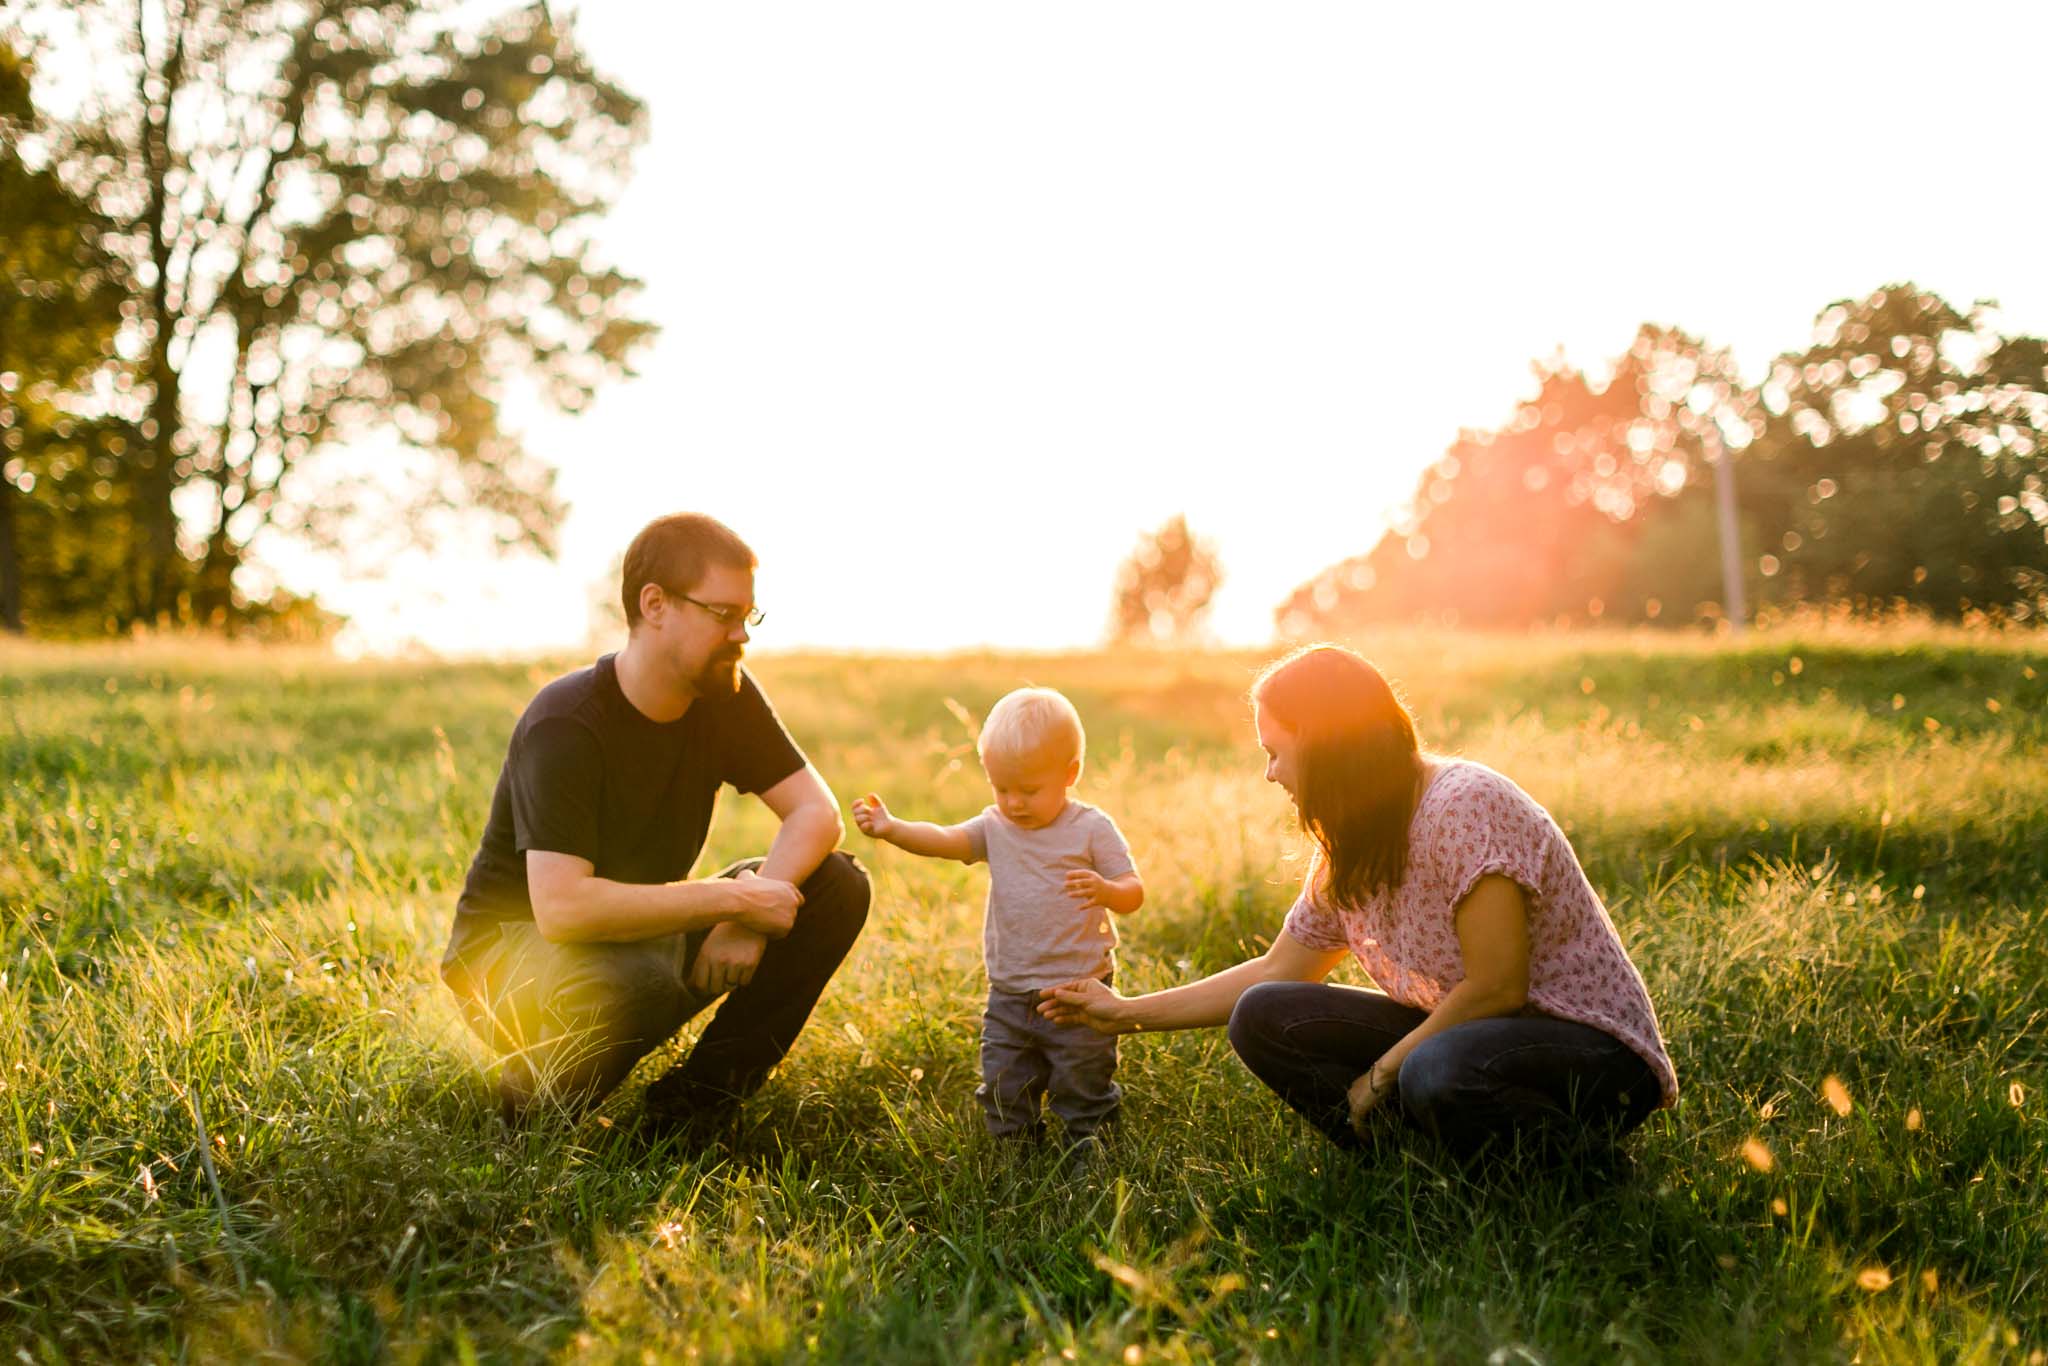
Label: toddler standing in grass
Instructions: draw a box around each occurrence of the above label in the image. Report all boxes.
[852,687,1143,1155]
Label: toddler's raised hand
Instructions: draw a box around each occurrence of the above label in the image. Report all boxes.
[851,793,893,839]
[1064,868,1108,907]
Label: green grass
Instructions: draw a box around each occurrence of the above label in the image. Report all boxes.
[2,627,2045,1363]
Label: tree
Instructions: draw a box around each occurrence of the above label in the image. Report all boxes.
[0,40,132,634]
[1741,285,2048,621]
[1277,327,1754,635]
[6,0,654,629]
[1279,286,2048,635]
[1110,514,1222,645]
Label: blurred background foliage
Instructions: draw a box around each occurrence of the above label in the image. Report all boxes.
[1278,288,2048,636]
[3,8,2043,644]
[0,0,653,638]
[1108,513,1223,647]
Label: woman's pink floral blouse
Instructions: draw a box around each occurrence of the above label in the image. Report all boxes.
[1282,758,1678,1106]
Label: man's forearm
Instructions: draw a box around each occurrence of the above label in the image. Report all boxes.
[702,803,843,960]
[536,875,738,944]
[755,802,842,889]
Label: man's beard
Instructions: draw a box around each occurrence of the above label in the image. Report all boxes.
[695,648,744,696]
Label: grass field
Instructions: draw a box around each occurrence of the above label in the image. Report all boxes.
[3,627,2045,1363]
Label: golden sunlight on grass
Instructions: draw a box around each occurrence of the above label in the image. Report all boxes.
[4,628,2044,1360]
[1741,1138,1776,1173]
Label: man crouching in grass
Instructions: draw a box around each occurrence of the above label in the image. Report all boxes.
[440,513,869,1137]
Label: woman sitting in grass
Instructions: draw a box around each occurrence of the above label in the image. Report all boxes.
[1039,644,1677,1158]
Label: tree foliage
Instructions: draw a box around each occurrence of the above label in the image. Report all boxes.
[1742,287,2048,619]
[1110,514,1222,645]
[1279,286,2048,635]
[0,40,132,634]
[1,0,654,631]
[1278,326,1749,634]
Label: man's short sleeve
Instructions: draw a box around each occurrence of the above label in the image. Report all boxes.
[960,808,993,864]
[1087,810,1137,880]
[510,716,604,863]
[720,670,808,796]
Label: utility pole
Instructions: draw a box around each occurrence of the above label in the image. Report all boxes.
[1705,420,1747,635]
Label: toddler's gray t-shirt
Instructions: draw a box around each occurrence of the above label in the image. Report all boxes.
[961,800,1137,993]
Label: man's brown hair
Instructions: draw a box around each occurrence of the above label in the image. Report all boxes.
[620,514,757,628]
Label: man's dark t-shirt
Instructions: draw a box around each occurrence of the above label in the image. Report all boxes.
[452,655,806,934]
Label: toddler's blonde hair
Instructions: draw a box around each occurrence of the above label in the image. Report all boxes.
[977,687,1085,772]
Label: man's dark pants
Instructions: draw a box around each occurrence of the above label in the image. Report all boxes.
[442,852,870,1118]
[1227,980,1658,1158]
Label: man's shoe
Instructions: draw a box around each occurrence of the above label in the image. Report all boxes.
[640,1068,739,1151]
[493,1056,537,1131]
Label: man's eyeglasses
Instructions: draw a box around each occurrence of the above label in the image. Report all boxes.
[668,590,765,629]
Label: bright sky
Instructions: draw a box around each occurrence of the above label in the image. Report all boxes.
[264,1,2048,657]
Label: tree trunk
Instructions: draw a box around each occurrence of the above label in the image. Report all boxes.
[136,357,181,624]
[0,278,16,635]
[0,475,22,634]
[192,521,239,627]
[131,0,183,628]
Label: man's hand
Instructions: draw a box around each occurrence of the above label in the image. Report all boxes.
[690,921,767,997]
[850,793,894,841]
[1064,869,1110,908]
[1346,1059,1397,1139]
[728,868,802,938]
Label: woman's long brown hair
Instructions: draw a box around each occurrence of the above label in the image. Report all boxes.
[1253,644,1422,908]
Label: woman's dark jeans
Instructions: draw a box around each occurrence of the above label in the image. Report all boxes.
[1227,981,1658,1158]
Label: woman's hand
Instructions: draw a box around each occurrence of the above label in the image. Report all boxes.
[1346,1058,1398,1138]
[1037,977,1134,1034]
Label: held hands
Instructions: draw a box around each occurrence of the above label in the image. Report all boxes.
[728,868,802,938]
[699,868,802,994]
[1346,1059,1398,1139]
[1036,977,1132,1035]
[689,921,766,997]
[850,793,894,841]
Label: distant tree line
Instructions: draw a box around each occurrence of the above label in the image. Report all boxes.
[1108,514,1222,646]
[1278,286,2048,635]
[0,0,652,636]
